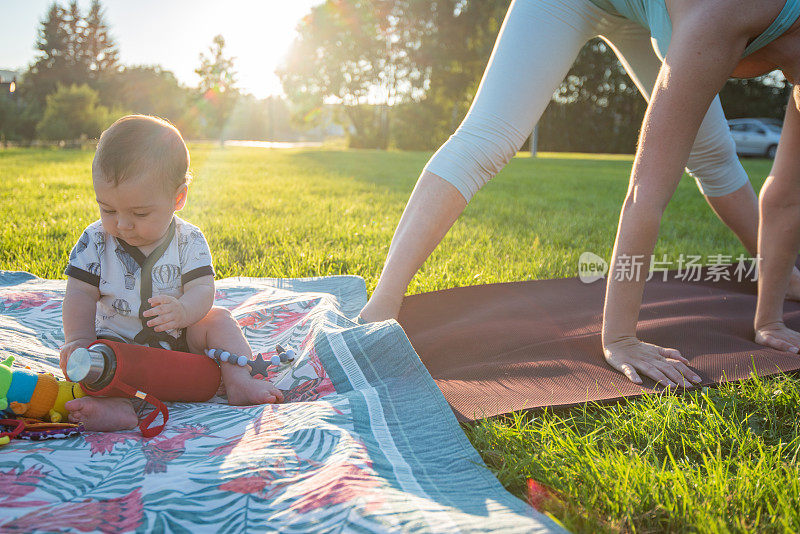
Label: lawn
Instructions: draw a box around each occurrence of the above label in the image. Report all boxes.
[1,145,798,532]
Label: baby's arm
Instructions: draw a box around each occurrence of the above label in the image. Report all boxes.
[143,275,215,331]
[60,277,100,374]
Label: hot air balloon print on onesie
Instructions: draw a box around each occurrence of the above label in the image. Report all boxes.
[69,232,90,262]
[86,262,101,278]
[179,230,206,265]
[112,298,131,316]
[94,231,106,255]
[115,246,140,290]
[152,264,181,297]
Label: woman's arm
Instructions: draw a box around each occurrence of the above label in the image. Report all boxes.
[754,88,800,351]
[602,6,747,386]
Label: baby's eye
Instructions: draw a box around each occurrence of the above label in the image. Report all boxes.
[101,209,116,214]
[134,212,149,218]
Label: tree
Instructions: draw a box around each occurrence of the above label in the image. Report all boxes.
[0,92,22,145]
[279,1,518,149]
[25,3,74,107]
[720,74,792,120]
[19,0,119,137]
[391,0,510,149]
[537,39,647,154]
[83,0,119,79]
[36,83,111,142]
[279,0,422,149]
[95,66,192,128]
[195,34,238,144]
[223,95,296,141]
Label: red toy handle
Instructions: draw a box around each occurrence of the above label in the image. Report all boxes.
[0,419,26,441]
[114,381,169,438]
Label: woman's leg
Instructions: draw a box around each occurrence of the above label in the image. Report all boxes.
[360,0,600,321]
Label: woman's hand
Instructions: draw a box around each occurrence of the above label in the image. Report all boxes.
[603,337,702,387]
[755,321,800,354]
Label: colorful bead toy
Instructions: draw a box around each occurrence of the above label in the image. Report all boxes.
[205,349,249,367]
[275,345,296,363]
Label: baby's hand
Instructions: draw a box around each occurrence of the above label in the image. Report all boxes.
[144,295,189,331]
[60,338,96,377]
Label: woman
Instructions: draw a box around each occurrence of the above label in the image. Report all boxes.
[359,0,800,387]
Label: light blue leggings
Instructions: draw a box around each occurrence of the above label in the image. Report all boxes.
[424,0,749,201]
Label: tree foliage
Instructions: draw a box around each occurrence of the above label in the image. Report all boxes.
[35,83,111,142]
[5,0,796,150]
[720,74,792,120]
[280,0,795,153]
[392,0,510,149]
[195,35,239,144]
[279,0,424,148]
[23,0,118,107]
[94,65,199,136]
[537,39,647,154]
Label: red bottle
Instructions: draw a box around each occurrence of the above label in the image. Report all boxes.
[65,339,221,437]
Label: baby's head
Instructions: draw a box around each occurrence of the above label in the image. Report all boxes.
[92,115,191,248]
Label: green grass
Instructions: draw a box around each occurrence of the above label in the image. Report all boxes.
[2,145,798,532]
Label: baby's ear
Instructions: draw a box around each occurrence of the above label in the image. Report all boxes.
[174,184,188,211]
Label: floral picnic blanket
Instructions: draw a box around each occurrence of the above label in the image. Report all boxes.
[0,271,563,533]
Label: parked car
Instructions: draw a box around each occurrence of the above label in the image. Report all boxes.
[727,118,782,158]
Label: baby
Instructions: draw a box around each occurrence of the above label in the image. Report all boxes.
[60,115,283,432]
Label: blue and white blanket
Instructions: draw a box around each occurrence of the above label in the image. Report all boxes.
[0,271,563,533]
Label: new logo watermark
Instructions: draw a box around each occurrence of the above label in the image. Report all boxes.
[577,252,759,284]
[578,252,608,283]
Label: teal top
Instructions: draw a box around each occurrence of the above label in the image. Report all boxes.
[590,0,800,58]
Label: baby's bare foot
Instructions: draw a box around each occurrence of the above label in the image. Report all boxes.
[224,367,284,405]
[66,397,138,432]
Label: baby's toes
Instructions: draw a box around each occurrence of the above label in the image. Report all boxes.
[65,398,86,411]
[68,408,87,423]
[256,385,279,404]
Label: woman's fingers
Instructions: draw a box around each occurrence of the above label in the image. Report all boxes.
[638,363,675,387]
[656,345,689,365]
[653,360,689,386]
[666,359,702,384]
[618,363,642,384]
[606,339,700,387]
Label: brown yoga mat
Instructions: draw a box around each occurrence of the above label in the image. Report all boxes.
[398,267,800,421]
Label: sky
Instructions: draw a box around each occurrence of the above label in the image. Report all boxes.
[0,0,322,98]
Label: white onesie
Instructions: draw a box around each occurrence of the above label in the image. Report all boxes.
[65,216,215,350]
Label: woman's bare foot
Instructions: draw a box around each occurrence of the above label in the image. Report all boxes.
[358,292,404,323]
[65,397,138,432]
[755,321,800,353]
[222,365,284,405]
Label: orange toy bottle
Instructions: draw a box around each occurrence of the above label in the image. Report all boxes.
[65,339,221,437]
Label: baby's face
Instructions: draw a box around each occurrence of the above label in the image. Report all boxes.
[93,174,182,248]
